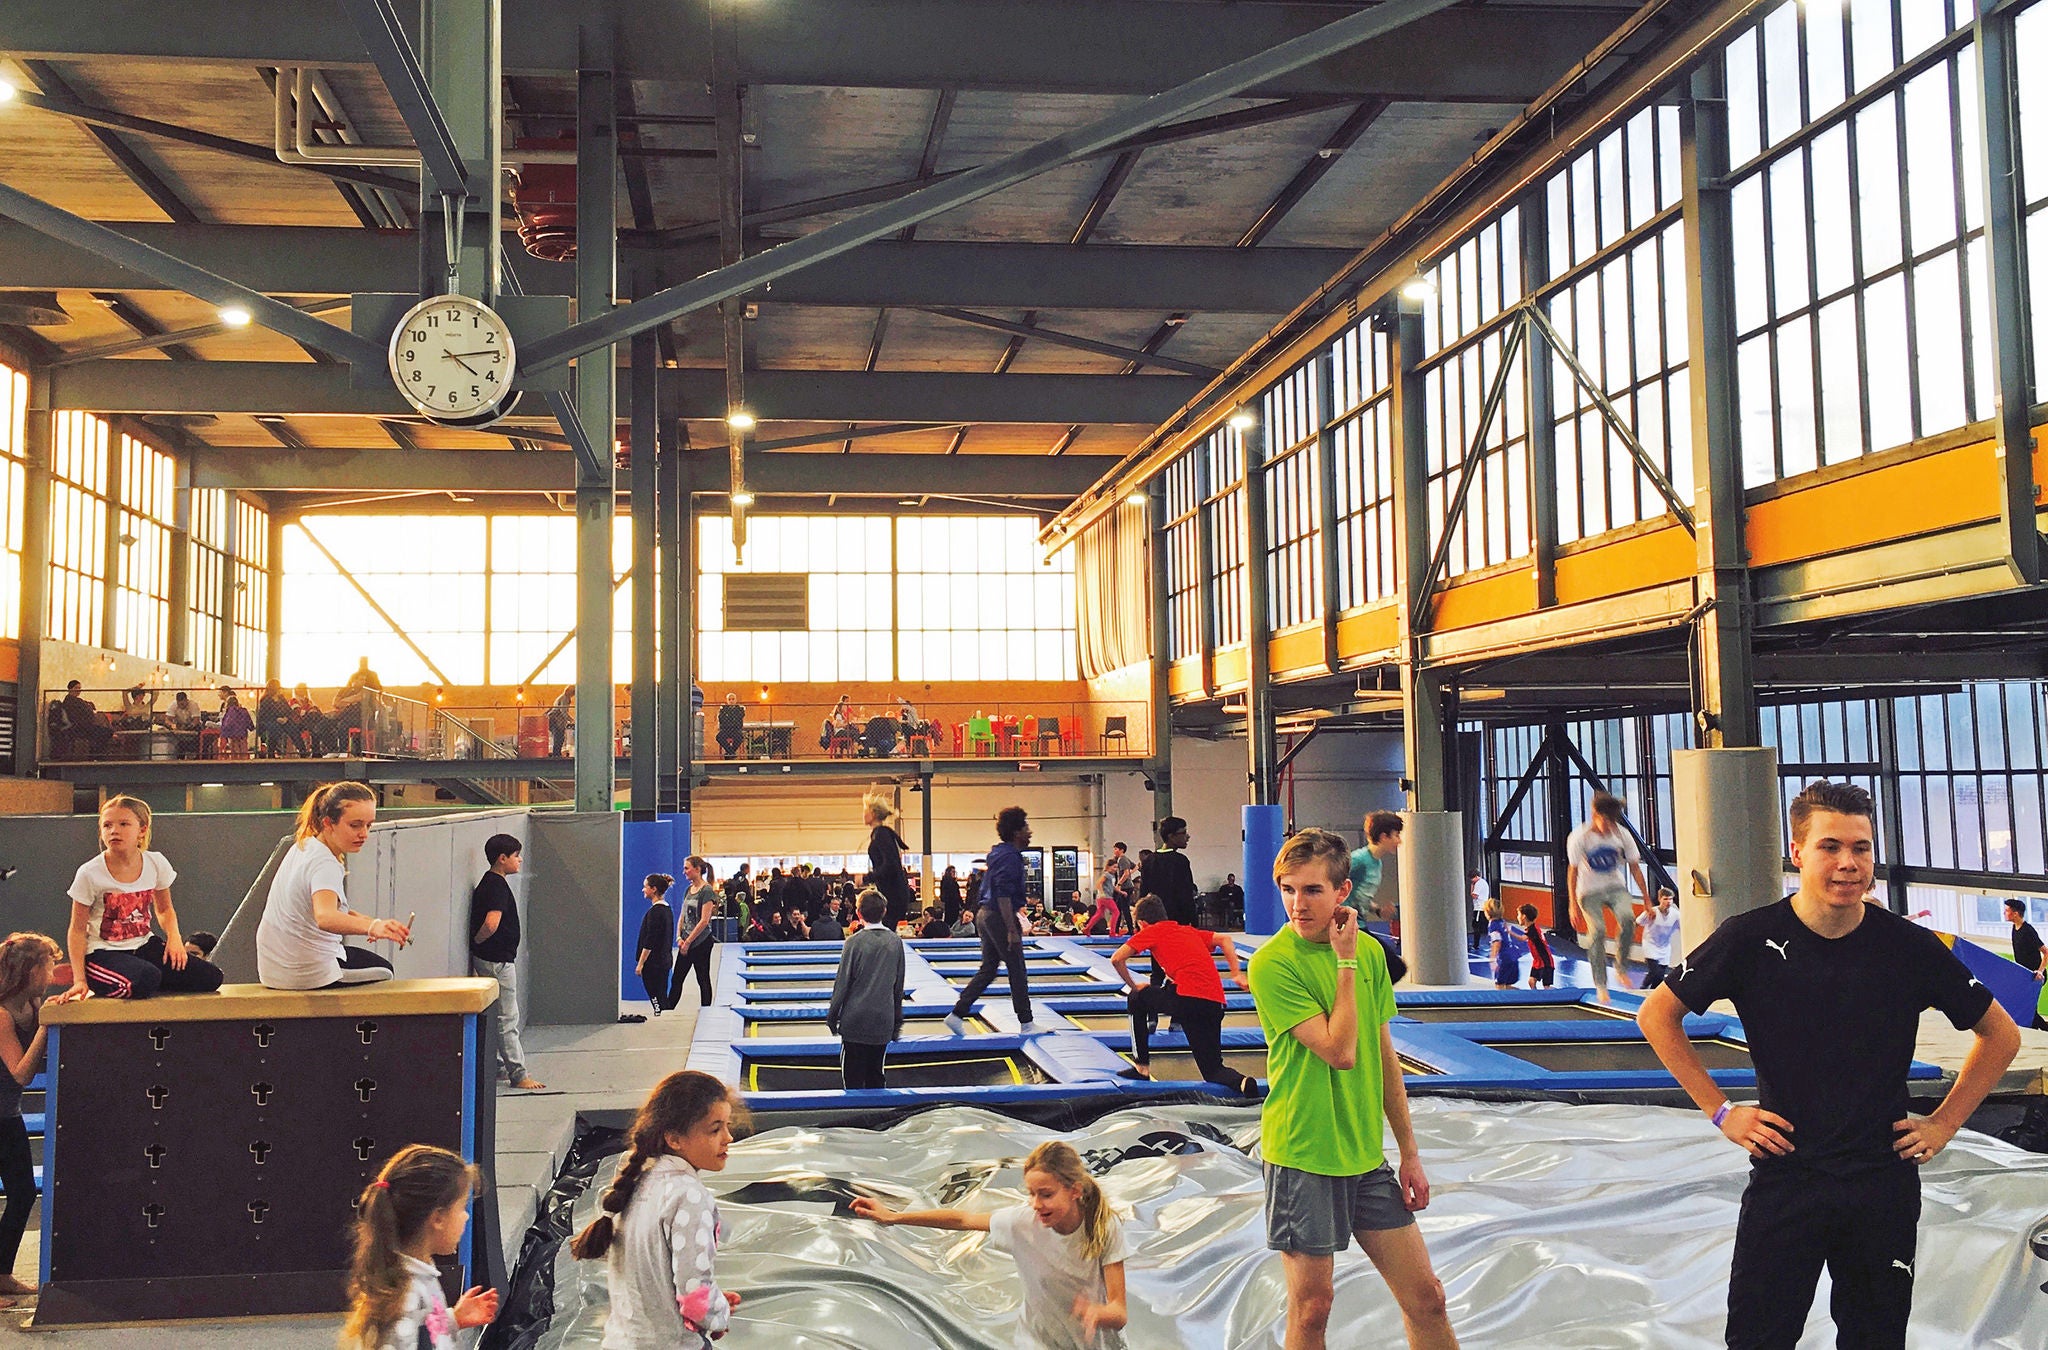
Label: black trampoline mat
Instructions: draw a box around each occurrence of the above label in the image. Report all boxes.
[1127,1049,1269,1082]
[1063,1010,1265,1031]
[747,1050,1049,1091]
[745,1016,987,1039]
[1487,1038,1753,1072]
[1401,1004,1630,1024]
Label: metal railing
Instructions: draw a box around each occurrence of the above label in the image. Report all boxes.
[40,685,514,764]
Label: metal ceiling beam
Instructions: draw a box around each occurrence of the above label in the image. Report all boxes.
[19,62,201,226]
[2,87,422,195]
[192,447,1123,495]
[919,308,1220,377]
[0,1,1632,102]
[0,184,385,367]
[49,360,1206,423]
[0,222,1354,311]
[337,0,469,197]
[515,0,1473,374]
[1235,97,1391,248]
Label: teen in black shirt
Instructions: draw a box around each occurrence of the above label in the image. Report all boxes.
[1640,781,2018,1350]
[2006,898,2044,978]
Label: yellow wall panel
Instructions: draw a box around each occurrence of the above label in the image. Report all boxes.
[1428,569,1536,631]
[1336,605,1398,660]
[1554,525,1694,605]
[1746,441,1998,567]
[1268,626,1324,676]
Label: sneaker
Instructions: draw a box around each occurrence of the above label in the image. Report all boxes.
[943,1012,967,1035]
[651,1007,662,1017]
[1017,1020,1044,1035]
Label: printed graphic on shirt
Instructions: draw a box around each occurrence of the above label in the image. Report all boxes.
[1763,938,1790,961]
[97,888,155,944]
[1583,843,1625,872]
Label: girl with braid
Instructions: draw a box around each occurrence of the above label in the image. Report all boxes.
[341,1145,496,1350]
[571,1070,745,1348]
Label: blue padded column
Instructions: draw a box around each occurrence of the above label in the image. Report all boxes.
[620,818,674,1002]
[1242,804,1284,935]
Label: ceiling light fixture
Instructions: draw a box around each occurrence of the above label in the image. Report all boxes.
[0,79,16,104]
[730,490,755,506]
[1125,491,1146,505]
[726,409,756,430]
[218,304,254,327]
[1399,266,1437,302]
[1226,409,1257,432]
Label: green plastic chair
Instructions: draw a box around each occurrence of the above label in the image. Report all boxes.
[966,716,996,756]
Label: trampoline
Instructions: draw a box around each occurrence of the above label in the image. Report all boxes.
[1121,1048,1270,1084]
[744,1015,989,1039]
[1400,1004,1634,1024]
[1486,1037,1755,1073]
[744,1048,1050,1092]
[949,970,1103,986]
[1064,1009,1266,1031]
[742,964,842,978]
[744,980,839,993]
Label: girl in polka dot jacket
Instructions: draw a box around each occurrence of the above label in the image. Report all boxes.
[571,1070,744,1348]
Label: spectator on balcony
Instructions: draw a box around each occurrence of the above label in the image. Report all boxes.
[547,686,574,757]
[167,691,203,754]
[216,687,254,759]
[257,678,299,758]
[119,685,155,729]
[715,693,746,759]
[342,656,383,700]
[56,681,113,757]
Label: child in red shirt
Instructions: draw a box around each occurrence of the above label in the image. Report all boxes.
[1109,895,1259,1096]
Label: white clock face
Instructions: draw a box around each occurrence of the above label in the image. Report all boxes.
[388,297,516,420]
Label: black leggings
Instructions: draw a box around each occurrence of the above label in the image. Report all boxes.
[1129,988,1254,1094]
[667,942,714,1009]
[640,961,671,1011]
[0,1115,32,1275]
[83,935,225,1000]
[322,946,393,988]
[951,907,1032,1023]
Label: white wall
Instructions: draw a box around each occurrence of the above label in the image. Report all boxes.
[1100,729,1406,892]
[347,808,532,983]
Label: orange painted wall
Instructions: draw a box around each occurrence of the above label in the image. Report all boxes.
[1213,645,1248,688]
[1336,605,1399,658]
[0,640,17,685]
[1745,440,2004,567]
[1427,568,1536,632]
[1268,626,1324,677]
[1554,525,1693,605]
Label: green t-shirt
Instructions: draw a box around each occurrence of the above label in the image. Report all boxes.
[1346,848,1382,917]
[2037,975,2048,1023]
[1249,924,1398,1176]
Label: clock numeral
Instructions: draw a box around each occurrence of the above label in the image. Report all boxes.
[470,386,481,400]
[483,332,496,344]
[424,385,436,397]
[402,349,415,363]
[424,314,439,328]
[411,329,428,343]
[485,370,497,383]
[410,371,423,383]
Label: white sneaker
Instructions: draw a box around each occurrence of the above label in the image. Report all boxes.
[1017,1020,1043,1035]
[943,1013,967,1035]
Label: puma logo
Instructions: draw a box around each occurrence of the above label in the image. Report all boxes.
[1668,959,1689,981]
[1891,1259,1913,1278]
[1968,979,1984,990]
[1764,939,1790,960]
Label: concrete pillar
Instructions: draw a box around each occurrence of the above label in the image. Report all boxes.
[572,39,618,814]
[1397,809,1468,986]
[1670,747,1782,956]
[166,451,191,667]
[1145,478,1173,819]
[1242,416,1276,804]
[628,332,657,815]
[265,509,284,684]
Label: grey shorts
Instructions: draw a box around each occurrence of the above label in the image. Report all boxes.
[1263,1161,1414,1255]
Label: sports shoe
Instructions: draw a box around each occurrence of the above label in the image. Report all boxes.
[1017,1020,1044,1035]
[943,1012,967,1035]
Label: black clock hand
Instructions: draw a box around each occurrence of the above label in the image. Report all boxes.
[442,349,479,375]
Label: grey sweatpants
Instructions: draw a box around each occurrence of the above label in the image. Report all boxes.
[1579,891,1634,993]
[473,956,530,1082]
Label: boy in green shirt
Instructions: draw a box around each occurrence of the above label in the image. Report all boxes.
[1249,828,1458,1350]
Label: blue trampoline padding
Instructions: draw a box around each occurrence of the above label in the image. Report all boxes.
[1395,988,1615,1008]
[742,953,849,967]
[1434,1016,1736,1045]
[745,968,853,983]
[968,982,1128,999]
[735,1003,963,1024]
[1089,1026,1268,1055]
[1948,935,2041,1027]
[928,961,1091,977]
[737,988,835,1002]
[1390,1024,1547,1081]
[735,941,847,954]
[1046,993,1259,1015]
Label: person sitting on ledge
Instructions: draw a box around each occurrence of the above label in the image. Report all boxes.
[61,795,223,1002]
[257,782,411,989]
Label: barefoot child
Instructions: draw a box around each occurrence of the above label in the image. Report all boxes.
[853,1138,1127,1349]
[257,782,410,989]
[1520,904,1556,989]
[571,1070,743,1348]
[1249,829,1459,1350]
[1485,899,1522,990]
[340,1144,498,1350]
[1109,895,1257,1096]
[64,796,224,1001]
[0,932,58,1308]
[827,888,906,1090]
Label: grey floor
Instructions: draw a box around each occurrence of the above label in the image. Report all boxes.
[2,965,710,1346]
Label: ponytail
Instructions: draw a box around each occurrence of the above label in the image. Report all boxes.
[1022,1140,1116,1264]
[572,1070,741,1261]
[298,781,376,843]
[340,1145,478,1350]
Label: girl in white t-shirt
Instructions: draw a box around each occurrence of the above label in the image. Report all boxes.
[255,782,410,990]
[61,796,223,1001]
[854,1139,1129,1350]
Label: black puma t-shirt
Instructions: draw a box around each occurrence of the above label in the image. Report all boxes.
[1668,899,1993,1176]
